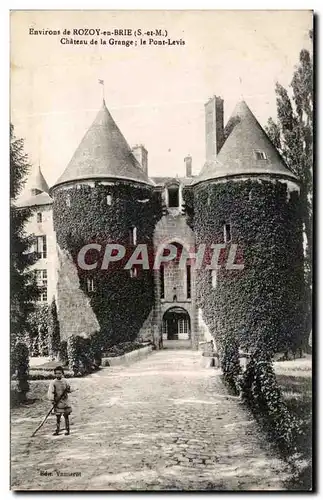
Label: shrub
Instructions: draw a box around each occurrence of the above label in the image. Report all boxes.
[48,297,60,359]
[241,351,302,454]
[11,341,29,402]
[27,304,49,356]
[67,335,80,376]
[59,341,68,365]
[67,333,102,376]
[220,340,242,394]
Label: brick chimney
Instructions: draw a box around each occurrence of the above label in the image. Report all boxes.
[184,155,192,177]
[132,145,148,175]
[205,96,224,161]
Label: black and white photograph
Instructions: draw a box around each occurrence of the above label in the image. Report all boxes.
[10,10,313,491]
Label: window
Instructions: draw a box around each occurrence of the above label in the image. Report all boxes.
[31,188,41,196]
[37,212,42,223]
[36,269,47,302]
[162,319,168,339]
[129,227,137,246]
[224,223,231,243]
[178,318,189,335]
[87,278,95,292]
[66,194,71,207]
[129,268,138,278]
[36,235,47,259]
[106,194,112,206]
[160,265,165,299]
[254,150,267,160]
[186,265,191,299]
[212,270,217,289]
[167,185,179,208]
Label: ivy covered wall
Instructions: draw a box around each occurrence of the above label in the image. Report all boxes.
[52,181,162,350]
[186,179,304,356]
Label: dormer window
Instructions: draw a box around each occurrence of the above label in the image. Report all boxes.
[106,194,112,206]
[31,188,41,196]
[254,150,267,160]
[224,223,231,243]
[167,185,179,208]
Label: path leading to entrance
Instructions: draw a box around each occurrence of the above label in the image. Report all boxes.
[11,351,291,491]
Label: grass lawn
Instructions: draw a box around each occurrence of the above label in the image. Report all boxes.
[274,356,312,490]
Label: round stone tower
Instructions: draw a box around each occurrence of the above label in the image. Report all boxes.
[191,97,304,356]
[50,100,161,349]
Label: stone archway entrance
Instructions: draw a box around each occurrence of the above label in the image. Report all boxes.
[162,307,191,349]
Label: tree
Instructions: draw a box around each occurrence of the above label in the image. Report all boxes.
[266,31,313,338]
[10,124,39,400]
[48,297,60,359]
[10,124,39,337]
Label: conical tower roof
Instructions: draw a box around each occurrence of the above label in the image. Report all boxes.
[31,164,50,193]
[52,100,153,189]
[193,100,298,185]
[16,164,52,208]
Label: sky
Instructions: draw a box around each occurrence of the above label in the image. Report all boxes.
[10,10,312,189]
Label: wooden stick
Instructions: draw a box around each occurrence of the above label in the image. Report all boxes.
[31,387,69,438]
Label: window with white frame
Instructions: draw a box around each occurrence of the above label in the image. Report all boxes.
[36,235,47,259]
[37,212,42,223]
[36,269,48,302]
[87,277,95,292]
[106,194,112,206]
[66,194,71,207]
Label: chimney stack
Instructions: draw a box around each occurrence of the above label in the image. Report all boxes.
[184,155,192,177]
[205,96,224,161]
[132,145,148,175]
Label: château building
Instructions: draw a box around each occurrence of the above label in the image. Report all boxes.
[18,95,302,351]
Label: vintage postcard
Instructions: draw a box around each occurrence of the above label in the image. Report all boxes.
[10,10,313,491]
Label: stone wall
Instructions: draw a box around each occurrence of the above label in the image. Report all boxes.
[153,211,200,349]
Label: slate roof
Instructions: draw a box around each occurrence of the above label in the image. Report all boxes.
[193,100,298,185]
[16,191,53,208]
[151,176,195,186]
[52,100,153,189]
[31,164,50,193]
[16,165,52,208]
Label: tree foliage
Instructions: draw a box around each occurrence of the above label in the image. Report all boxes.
[265,34,313,335]
[10,124,39,339]
[48,296,60,359]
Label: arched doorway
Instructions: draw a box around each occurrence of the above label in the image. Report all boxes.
[162,307,191,341]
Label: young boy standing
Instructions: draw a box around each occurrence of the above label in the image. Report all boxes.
[48,366,72,436]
